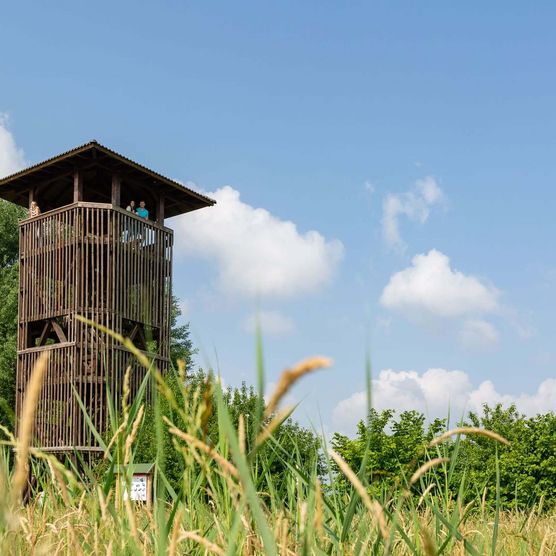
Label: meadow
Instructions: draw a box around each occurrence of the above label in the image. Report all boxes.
[0,329,554,556]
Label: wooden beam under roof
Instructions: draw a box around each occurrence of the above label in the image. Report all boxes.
[0,140,215,217]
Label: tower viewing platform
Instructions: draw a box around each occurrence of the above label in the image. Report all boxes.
[0,141,215,452]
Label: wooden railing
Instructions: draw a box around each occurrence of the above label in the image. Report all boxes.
[19,202,173,324]
[17,202,173,451]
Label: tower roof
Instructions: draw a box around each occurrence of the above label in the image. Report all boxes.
[0,140,215,218]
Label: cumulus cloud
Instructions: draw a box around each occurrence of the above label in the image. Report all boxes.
[332,368,556,434]
[0,114,26,177]
[382,176,444,251]
[171,186,344,298]
[459,319,500,350]
[243,310,295,336]
[380,249,500,319]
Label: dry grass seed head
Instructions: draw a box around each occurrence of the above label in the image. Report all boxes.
[168,505,184,556]
[256,405,295,447]
[410,457,449,485]
[179,530,225,555]
[314,478,324,539]
[419,522,437,556]
[104,420,127,459]
[417,483,436,508]
[11,352,49,507]
[264,357,332,418]
[165,421,240,479]
[429,427,509,447]
[329,449,388,540]
[238,414,246,455]
[124,404,145,465]
[299,501,308,535]
[177,358,187,383]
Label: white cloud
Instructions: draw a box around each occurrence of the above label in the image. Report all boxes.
[332,368,556,434]
[171,186,344,298]
[382,176,444,251]
[243,310,295,336]
[0,114,26,177]
[380,249,500,320]
[459,319,500,350]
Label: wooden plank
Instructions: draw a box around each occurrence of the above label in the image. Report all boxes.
[111,174,121,207]
[51,320,68,343]
[73,168,83,202]
[37,320,51,347]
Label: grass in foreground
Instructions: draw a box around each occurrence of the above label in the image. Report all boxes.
[0,345,554,555]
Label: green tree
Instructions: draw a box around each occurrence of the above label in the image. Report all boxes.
[332,409,431,496]
[332,403,556,510]
[169,297,196,370]
[454,404,556,509]
[0,200,26,428]
[135,368,322,494]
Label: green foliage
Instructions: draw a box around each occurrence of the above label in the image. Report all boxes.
[169,297,196,370]
[0,201,26,430]
[0,200,23,267]
[456,404,556,509]
[134,367,322,494]
[331,404,556,510]
[48,351,555,554]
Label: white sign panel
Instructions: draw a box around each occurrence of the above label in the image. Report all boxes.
[123,474,148,502]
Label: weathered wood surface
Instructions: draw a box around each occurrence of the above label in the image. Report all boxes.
[17,202,173,451]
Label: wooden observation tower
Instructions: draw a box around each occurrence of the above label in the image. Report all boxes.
[0,141,215,453]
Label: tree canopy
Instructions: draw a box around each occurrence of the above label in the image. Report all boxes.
[331,404,556,510]
[0,201,26,427]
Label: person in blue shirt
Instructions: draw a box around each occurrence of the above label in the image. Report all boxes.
[136,200,149,219]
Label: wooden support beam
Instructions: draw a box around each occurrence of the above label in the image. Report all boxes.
[111,174,121,207]
[28,188,35,209]
[73,168,83,202]
[128,323,140,342]
[156,193,165,224]
[37,321,52,347]
[51,320,68,343]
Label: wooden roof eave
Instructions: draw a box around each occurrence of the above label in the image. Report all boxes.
[0,141,216,216]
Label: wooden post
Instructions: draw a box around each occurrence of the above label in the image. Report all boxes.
[73,169,83,202]
[111,174,121,207]
[28,188,35,209]
[156,194,165,224]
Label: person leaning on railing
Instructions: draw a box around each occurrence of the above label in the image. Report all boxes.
[135,200,152,246]
[136,200,149,219]
[122,200,136,243]
[29,200,41,218]
[29,201,42,242]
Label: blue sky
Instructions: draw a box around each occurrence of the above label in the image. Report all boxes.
[1,2,555,433]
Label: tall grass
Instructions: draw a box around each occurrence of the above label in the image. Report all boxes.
[0,340,554,555]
